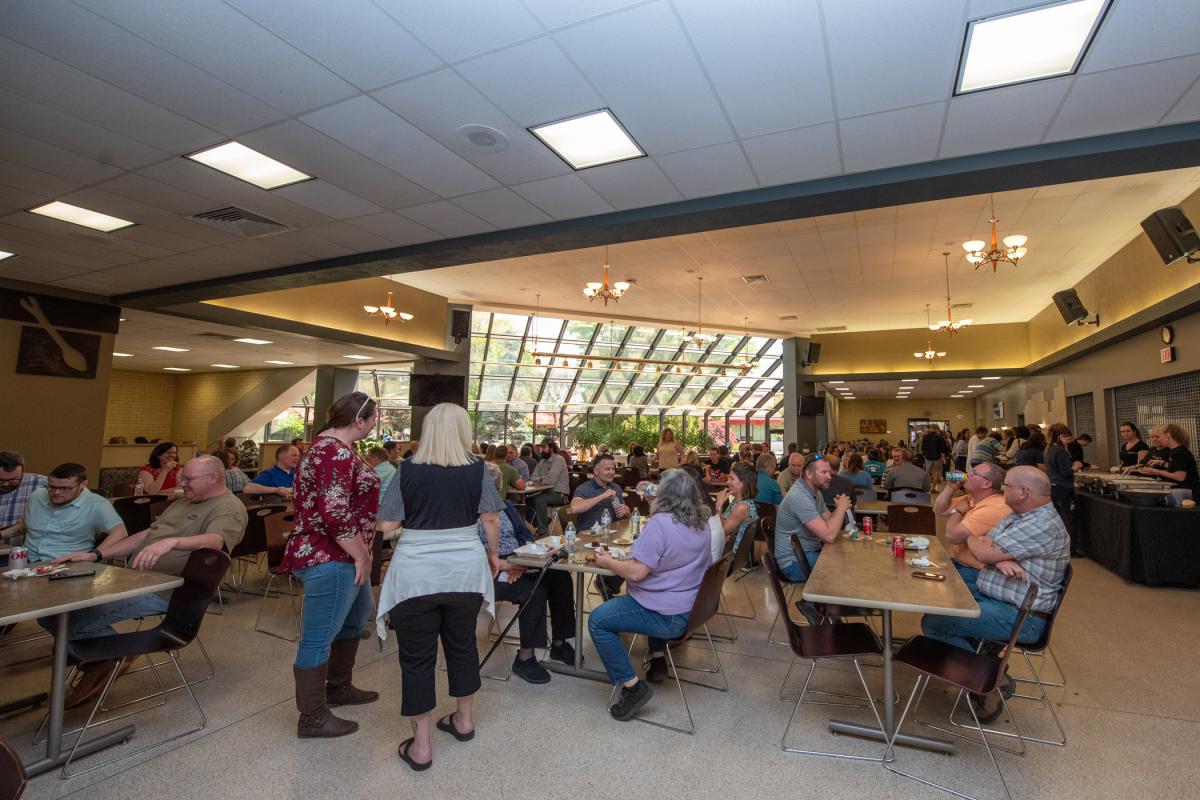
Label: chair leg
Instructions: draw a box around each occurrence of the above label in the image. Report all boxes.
[943,650,1066,748]
[767,583,798,645]
[720,570,757,620]
[623,642,695,735]
[781,656,886,761]
[667,625,728,692]
[254,573,299,642]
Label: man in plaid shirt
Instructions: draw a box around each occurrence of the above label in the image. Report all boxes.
[0,450,47,545]
[921,466,1070,721]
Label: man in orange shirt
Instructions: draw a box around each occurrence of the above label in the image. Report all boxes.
[933,462,1011,586]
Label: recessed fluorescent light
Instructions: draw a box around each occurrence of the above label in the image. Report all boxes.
[827,381,845,384]
[113,352,134,357]
[0,250,15,261]
[968,384,985,388]
[164,367,190,372]
[210,363,239,369]
[265,360,294,365]
[957,0,1108,94]
[119,317,127,322]
[153,346,189,352]
[343,355,372,360]
[29,201,135,232]
[982,376,1002,380]
[901,378,919,382]
[960,390,973,394]
[233,337,273,345]
[529,109,643,170]
[950,394,964,398]
[186,141,312,190]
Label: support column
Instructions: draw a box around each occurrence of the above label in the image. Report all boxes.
[782,337,823,452]
[312,367,360,429]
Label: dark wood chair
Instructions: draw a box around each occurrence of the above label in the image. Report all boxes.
[111,495,169,534]
[227,504,288,591]
[885,504,935,534]
[0,737,27,800]
[255,513,299,642]
[761,551,884,760]
[883,584,1038,800]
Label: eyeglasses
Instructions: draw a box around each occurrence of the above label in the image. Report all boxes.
[47,483,82,493]
[0,477,23,487]
[179,473,217,485]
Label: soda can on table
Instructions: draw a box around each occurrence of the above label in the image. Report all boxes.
[892,537,905,558]
[8,546,28,569]
[863,515,874,537]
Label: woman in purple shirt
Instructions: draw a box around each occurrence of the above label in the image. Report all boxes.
[590,468,713,722]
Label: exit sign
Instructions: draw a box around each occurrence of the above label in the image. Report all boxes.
[1161,346,1176,363]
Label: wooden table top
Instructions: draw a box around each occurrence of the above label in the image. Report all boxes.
[803,535,979,618]
[508,518,633,575]
[857,499,932,514]
[0,564,183,626]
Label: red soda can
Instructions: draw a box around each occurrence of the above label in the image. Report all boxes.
[892,537,905,558]
[863,516,874,537]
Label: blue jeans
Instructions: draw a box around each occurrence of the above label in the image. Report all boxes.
[779,549,819,583]
[952,561,981,588]
[294,561,374,669]
[921,583,1046,653]
[39,593,169,640]
[588,595,689,685]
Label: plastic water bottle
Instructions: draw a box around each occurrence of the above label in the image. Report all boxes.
[134,478,145,496]
[564,522,576,553]
[601,508,612,531]
[631,509,641,538]
[845,512,859,540]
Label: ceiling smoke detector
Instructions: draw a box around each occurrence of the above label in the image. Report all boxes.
[457,124,510,153]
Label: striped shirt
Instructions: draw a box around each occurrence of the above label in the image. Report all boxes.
[1,472,46,530]
[977,502,1070,614]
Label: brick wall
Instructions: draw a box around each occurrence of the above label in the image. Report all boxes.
[171,369,279,447]
[103,370,177,443]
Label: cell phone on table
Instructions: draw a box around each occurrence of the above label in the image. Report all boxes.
[911,571,945,582]
[49,569,96,580]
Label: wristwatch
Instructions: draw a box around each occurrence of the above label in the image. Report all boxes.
[90,547,104,562]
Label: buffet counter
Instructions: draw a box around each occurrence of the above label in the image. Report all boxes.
[1076,490,1200,587]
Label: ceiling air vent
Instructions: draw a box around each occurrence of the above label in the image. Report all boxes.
[816,325,847,332]
[778,314,799,321]
[188,206,295,238]
[741,274,770,285]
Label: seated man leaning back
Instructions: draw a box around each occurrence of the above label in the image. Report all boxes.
[50,455,248,708]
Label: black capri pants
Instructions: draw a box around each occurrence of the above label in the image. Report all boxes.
[389,592,483,717]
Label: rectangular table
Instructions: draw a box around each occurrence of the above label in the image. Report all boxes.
[803,533,979,753]
[0,564,183,776]
[508,518,635,683]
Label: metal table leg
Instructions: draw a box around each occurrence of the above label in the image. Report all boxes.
[826,610,955,754]
[22,613,135,777]
[541,568,609,683]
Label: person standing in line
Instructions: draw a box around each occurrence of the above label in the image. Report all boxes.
[654,427,685,469]
[1045,423,1078,554]
[281,392,381,739]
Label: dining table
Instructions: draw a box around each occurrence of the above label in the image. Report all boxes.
[0,563,183,776]
[802,532,979,754]
[507,517,635,682]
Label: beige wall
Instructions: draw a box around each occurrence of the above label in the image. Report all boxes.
[205,276,450,352]
[809,323,1030,375]
[836,398,975,441]
[104,370,176,442]
[171,369,286,447]
[0,316,114,479]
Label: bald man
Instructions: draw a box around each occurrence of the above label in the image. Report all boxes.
[51,455,248,707]
[920,466,1070,722]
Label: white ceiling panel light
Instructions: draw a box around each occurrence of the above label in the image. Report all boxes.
[968,384,985,388]
[529,109,644,170]
[957,0,1109,94]
[113,352,134,357]
[186,141,313,190]
[265,360,294,365]
[233,337,274,345]
[951,394,964,398]
[343,354,372,360]
[28,201,135,232]
[901,378,919,382]
[152,346,189,352]
[0,250,16,261]
[210,363,240,369]
[982,376,1003,380]
[164,367,191,372]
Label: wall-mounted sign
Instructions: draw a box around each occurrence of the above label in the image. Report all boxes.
[2,291,115,380]
[1161,345,1176,364]
[992,401,1005,420]
[859,419,887,434]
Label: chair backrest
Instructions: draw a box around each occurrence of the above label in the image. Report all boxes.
[263,512,295,570]
[160,549,232,645]
[891,490,931,506]
[111,495,160,534]
[728,518,760,573]
[885,504,935,534]
[761,551,805,657]
[681,555,731,638]
[620,466,640,487]
[0,735,27,800]
[853,485,877,503]
[625,490,650,515]
[110,481,135,498]
[756,501,777,522]
[233,504,288,559]
[556,506,578,530]
[787,534,814,582]
[1020,563,1072,652]
[989,582,1039,692]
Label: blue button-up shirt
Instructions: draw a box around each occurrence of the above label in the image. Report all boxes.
[25,487,124,562]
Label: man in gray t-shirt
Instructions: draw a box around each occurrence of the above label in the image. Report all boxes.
[775,456,852,583]
[570,454,630,598]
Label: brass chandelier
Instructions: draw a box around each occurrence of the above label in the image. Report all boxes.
[363,291,413,325]
[682,276,717,347]
[582,246,630,305]
[915,305,947,361]
[963,195,1028,271]
[930,251,972,335]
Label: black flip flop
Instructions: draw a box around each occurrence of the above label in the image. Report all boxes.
[436,714,474,742]
[397,737,432,771]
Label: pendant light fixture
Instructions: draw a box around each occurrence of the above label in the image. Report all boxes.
[930,251,972,335]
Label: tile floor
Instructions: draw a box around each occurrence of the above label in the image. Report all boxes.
[2,553,1198,800]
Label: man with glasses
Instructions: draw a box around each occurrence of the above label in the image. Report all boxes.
[920,466,1070,721]
[244,443,300,498]
[50,455,247,708]
[0,450,46,544]
[24,463,126,563]
[933,462,1011,587]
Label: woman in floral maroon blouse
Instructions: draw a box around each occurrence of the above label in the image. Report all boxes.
[282,391,381,739]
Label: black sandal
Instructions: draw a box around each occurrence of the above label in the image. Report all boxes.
[436,713,474,742]
[397,737,432,771]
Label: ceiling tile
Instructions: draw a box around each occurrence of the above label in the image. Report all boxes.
[297,220,405,253]
[300,96,499,198]
[554,3,734,154]
[0,128,124,185]
[273,181,384,220]
[455,37,604,128]
[522,0,643,29]
[940,77,1072,158]
[373,69,569,185]
[839,103,946,174]
[824,0,966,118]
[396,201,495,237]
[227,0,442,90]
[339,211,440,246]
[1047,56,1200,142]
[741,123,843,186]
[511,175,614,219]
[1162,74,1200,125]
[655,142,758,200]
[373,0,543,63]
[0,160,85,200]
[1083,0,1200,73]
[675,0,833,138]
[578,158,683,210]
[452,188,553,229]
[80,0,357,115]
[0,257,86,284]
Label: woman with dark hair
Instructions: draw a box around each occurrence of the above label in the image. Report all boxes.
[1013,431,1047,470]
[1005,425,1031,461]
[628,444,650,479]
[953,429,969,472]
[715,462,759,557]
[1045,423,1077,550]
[1118,421,1149,469]
[843,452,874,490]
[281,392,381,739]
[136,441,181,494]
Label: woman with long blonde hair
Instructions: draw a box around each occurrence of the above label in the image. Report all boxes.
[655,427,685,469]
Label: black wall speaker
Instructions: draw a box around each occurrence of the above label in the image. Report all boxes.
[1052,289,1089,325]
[1141,207,1199,265]
[451,309,470,342]
[804,341,822,366]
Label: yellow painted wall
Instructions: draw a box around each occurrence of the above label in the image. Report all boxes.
[171,369,282,447]
[836,398,976,441]
[206,277,449,352]
[808,323,1030,375]
[104,370,176,442]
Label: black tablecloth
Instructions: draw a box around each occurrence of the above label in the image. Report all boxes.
[1076,491,1200,587]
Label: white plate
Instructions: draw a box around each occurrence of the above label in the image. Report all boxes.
[905,536,930,550]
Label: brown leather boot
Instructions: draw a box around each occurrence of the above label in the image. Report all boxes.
[294,663,358,738]
[326,637,379,706]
